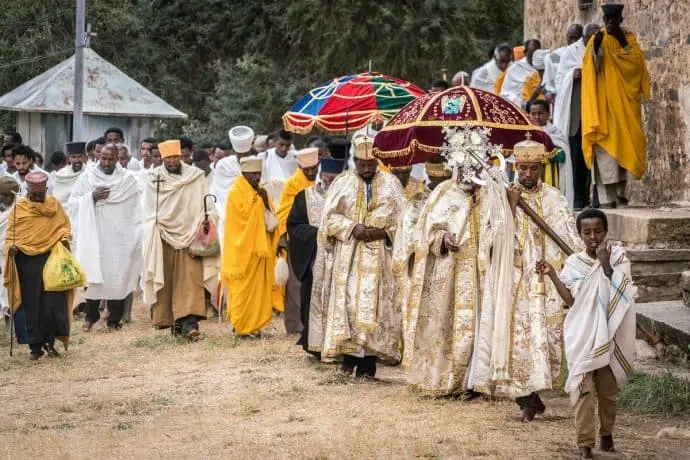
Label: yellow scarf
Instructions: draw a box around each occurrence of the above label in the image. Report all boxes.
[276,168,314,240]
[582,31,650,178]
[4,197,71,312]
[221,176,274,282]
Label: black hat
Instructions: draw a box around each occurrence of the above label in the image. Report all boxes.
[66,141,86,155]
[320,158,345,174]
[327,138,349,160]
[601,3,624,16]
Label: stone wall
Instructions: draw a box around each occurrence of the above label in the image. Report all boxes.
[524,0,690,205]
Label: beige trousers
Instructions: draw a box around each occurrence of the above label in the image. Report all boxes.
[574,365,618,448]
[151,241,206,327]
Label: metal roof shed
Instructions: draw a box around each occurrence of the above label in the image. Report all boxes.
[0,47,186,164]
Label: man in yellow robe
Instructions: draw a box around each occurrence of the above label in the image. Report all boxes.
[222,156,277,336]
[504,140,583,421]
[5,172,73,359]
[582,3,650,208]
[315,135,404,378]
[275,148,319,333]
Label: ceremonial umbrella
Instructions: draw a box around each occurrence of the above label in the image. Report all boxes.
[282,72,426,135]
[373,86,554,167]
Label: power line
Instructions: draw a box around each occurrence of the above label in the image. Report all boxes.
[0,48,73,70]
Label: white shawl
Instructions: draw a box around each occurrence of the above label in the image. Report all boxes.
[52,167,83,211]
[553,40,586,139]
[499,58,536,106]
[470,59,503,93]
[542,47,565,94]
[209,155,242,248]
[258,148,299,183]
[560,247,636,405]
[70,164,142,299]
[141,164,215,306]
[0,204,12,315]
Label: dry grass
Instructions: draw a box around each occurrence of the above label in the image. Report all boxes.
[0,296,688,459]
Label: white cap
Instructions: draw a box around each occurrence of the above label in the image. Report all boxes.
[228,126,255,154]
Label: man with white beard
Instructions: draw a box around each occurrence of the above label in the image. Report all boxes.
[69,144,142,331]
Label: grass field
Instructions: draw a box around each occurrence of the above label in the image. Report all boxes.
[0,299,688,459]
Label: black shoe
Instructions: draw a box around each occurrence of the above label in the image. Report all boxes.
[29,350,45,360]
[600,435,614,452]
[106,322,122,331]
[43,344,60,358]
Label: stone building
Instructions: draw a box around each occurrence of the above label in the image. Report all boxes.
[524,0,689,205]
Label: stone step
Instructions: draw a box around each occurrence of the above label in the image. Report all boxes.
[606,207,690,249]
[628,249,690,275]
[683,271,690,308]
[634,273,682,303]
[637,301,690,359]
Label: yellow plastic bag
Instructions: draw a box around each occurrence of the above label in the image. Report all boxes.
[42,242,87,292]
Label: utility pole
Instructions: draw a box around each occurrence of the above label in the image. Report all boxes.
[72,0,86,141]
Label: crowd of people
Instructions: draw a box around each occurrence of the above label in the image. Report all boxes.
[0,3,649,458]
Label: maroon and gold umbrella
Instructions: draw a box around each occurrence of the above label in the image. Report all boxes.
[373,86,554,167]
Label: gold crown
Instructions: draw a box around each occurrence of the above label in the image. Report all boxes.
[513,139,546,163]
[353,135,375,160]
[425,161,452,178]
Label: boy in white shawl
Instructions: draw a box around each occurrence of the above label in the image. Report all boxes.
[536,209,635,459]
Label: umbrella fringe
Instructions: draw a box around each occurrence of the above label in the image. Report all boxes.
[373,139,441,159]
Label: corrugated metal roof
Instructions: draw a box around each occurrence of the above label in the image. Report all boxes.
[0,48,187,118]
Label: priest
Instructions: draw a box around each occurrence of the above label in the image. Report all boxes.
[503,139,583,421]
[52,142,88,217]
[5,172,72,359]
[221,156,277,337]
[405,131,515,397]
[315,135,403,377]
[69,144,142,332]
[275,147,319,332]
[142,139,214,341]
[287,158,345,356]
[210,125,255,249]
[582,3,650,208]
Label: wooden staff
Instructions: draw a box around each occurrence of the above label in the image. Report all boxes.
[517,197,574,256]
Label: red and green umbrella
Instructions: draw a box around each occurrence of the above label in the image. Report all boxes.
[373,86,555,167]
[282,72,426,135]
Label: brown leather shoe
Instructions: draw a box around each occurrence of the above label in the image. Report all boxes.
[600,435,615,452]
[185,329,202,342]
[579,446,593,458]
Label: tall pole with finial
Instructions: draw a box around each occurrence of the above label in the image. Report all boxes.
[72,0,86,141]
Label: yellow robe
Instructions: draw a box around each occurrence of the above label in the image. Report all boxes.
[222,176,275,335]
[494,71,507,95]
[582,31,650,179]
[4,197,73,347]
[276,168,315,243]
[522,71,546,105]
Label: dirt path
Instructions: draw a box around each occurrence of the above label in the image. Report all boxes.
[0,302,687,459]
